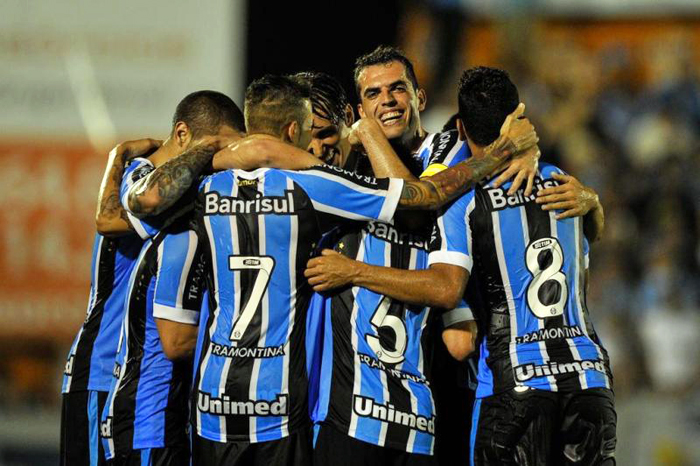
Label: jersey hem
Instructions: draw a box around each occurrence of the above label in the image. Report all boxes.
[427,250,472,271]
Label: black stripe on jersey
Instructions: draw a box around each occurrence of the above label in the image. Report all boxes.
[68,237,118,391]
[113,240,157,454]
[326,229,363,432]
[471,190,515,395]
[223,184,262,440]
[164,358,193,447]
[426,130,460,166]
[522,201,579,392]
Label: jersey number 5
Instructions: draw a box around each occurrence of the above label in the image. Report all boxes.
[525,237,568,319]
[228,256,275,341]
[366,296,407,364]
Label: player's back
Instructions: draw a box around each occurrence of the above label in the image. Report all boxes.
[62,233,143,393]
[193,165,403,444]
[437,162,612,398]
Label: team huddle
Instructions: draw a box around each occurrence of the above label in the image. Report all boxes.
[60,46,617,466]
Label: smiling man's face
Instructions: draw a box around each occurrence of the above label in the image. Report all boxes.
[356,60,425,147]
[307,113,351,168]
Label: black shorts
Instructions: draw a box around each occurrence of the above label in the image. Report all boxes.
[61,390,109,466]
[107,445,190,466]
[471,387,617,466]
[313,424,436,466]
[192,428,312,466]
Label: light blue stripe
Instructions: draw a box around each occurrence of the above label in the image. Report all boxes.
[255,171,285,440]
[470,399,482,466]
[199,173,235,439]
[88,391,99,466]
[314,294,333,424]
[141,448,151,466]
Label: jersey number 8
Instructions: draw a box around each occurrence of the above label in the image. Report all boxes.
[525,237,568,319]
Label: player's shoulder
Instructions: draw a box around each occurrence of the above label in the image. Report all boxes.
[124,157,154,180]
[538,162,566,179]
[283,164,383,189]
[419,130,468,165]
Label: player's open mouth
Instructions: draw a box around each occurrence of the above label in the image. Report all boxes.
[321,148,338,164]
[379,110,404,126]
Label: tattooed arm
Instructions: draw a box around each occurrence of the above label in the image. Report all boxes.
[397,103,538,210]
[126,139,220,217]
[95,139,161,236]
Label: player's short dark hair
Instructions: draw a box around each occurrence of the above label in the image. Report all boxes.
[172,90,245,139]
[458,67,519,146]
[353,45,419,97]
[244,75,311,136]
[293,71,349,126]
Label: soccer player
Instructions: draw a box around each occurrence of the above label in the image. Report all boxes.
[60,138,162,466]
[99,91,246,465]
[187,74,536,466]
[312,67,615,465]
[300,46,540,466]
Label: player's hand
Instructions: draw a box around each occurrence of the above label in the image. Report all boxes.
[492,146,541,196]
[213,135,269,171]
[305,249,361,292]
[488,103,539,161]
[115,138,162,160]
[536,173,600,219]
[346,118,383,148]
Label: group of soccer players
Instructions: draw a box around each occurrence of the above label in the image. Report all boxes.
[61,45,616,465]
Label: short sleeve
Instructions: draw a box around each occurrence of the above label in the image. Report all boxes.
[120,158,160,240]
[441,299,475,328]
[282,165,404,225]
[153,229,205,325]
[428,191,475,272]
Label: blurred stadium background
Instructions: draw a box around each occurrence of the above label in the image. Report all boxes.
[1,1,699,464]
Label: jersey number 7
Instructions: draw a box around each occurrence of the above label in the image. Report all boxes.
[228,256,276,341]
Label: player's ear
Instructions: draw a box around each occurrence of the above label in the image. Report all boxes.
[282,120,299,145]
[173,121,192,148]
[344,104,355,127]
[456,118,468,141]
[357,103,366,119]
[417,88,427,112]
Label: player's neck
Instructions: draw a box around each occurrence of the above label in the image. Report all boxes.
[149,140,182,168]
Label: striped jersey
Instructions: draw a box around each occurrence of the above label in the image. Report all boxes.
[62,233,143,393]
[313,131,473,456]
[428,162,612,399]
[192,165,404,444]
[101,220,206,457]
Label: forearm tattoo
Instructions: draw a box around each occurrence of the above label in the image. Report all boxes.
[97,150,134,231]
[128,144,217,216]
[399,146,508,210]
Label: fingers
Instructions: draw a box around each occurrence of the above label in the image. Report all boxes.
[321,249,340,257]
[523,172,535,197]
[492,165,518,188]
[541,201,577,211]
[555,209,581,220]
[536,185,569,198]
[551,172,573,183]
[507,170,527,196]
[499,103,526,136]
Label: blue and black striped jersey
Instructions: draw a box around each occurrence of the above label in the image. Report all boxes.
[428,162,612,398]
[313,132,473,456]
[192,165,404,444]
[62,233,143,393]
[101,221,205,458]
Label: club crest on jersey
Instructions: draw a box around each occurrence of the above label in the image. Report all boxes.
[515,359,606,382]
[486,177,560,211]
[204,191,295,215]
